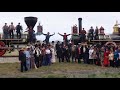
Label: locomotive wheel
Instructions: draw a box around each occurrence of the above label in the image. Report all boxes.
[0,41,6,56]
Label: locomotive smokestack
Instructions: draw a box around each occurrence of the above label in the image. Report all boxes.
[78,18,82,34]
[24,16,38,29]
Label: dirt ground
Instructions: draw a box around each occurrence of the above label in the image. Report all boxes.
[0,58,120,78]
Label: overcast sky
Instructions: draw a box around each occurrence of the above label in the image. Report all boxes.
[0,12,120,41]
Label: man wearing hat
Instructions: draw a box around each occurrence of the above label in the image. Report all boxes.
[16,23,23,39]
[24,46,31,70]
[19,48,28,72]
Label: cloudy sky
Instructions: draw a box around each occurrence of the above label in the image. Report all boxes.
[0,12,120,41]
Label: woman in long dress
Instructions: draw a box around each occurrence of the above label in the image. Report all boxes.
[51,45,56,63]
[103,48,110,67]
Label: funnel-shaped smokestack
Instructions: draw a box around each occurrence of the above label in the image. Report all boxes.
[24,17,38,29]
[78,18,82,34]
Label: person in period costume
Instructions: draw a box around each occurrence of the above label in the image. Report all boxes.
[92,47,98,65]
[99,47,105,67]
[2,23,9,39]
[29,44,38,69]
[80,28,86,42]
[42,32,55,45]
[8,22,15,39]
[16,23,23,39]
[64,45,71,62]
[88,26,94,40]
[89,46,94,64]
[33,45,41,68]
[114,49,119,68]
[41,45,46,66]
[19,48,28,72]
[118,47,120,67]
[25,26,36,43]
[108,49,114,67]
[82,44,89,64]
[55,41,60,58]
[103,48,110,67]
[95,48,101,66]
[57,45,63,63]
[76,43,83,63]
[51,45,56,63]
[58,32,71,45]
[24,46,31,70]
[45,46,52,66]
[94,26,99,40]
[71,45,77,63]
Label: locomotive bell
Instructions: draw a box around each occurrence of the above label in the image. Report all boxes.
[24,16,38,29]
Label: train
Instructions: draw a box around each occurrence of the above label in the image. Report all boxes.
[0,16,38,56]
[0,16,120,56]
[71,18,120,47]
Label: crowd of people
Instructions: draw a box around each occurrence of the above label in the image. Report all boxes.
[19,42,56,72]
[18,39,120,72]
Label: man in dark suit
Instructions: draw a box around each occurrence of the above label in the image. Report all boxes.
[76,43,83,63]
[57,45,63,62]
[19,48,28,72]
[55,41,60,58]
[82,44,89,64]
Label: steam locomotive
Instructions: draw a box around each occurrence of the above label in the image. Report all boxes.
[0,16,38,56]
[71,18,120,47]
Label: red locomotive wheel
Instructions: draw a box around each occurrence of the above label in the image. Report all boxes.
[0,41,6,56]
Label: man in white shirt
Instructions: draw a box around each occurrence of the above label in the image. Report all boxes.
[89,46,94,64]
[9,22,15,39]
[45,46,51,66]
[33,46,41,68]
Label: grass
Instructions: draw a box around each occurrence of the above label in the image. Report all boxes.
[0,61,120,78]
